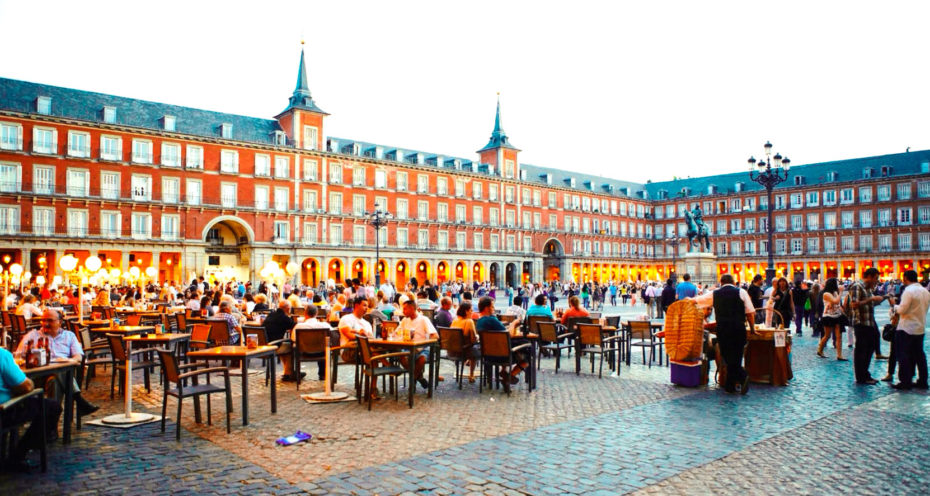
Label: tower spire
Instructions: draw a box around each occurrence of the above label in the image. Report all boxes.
[492,92,504,137]
[478,92,517,152]
[282,40,326,114]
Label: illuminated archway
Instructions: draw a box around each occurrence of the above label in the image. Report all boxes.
[396,260,410,286]
[436,261,449,283]
[327,259,343,283]
[301,258,320,287]
[350,259,367,283]
[472,262,484,282]
[415,260,431,286]
[455,261,468,281]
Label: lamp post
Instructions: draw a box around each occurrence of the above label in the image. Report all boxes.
[9,263,23,294]
[667,236,681,283]
[364,203,392,287]
[748,141,791,286]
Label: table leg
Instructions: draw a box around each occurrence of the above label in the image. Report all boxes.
[63,366,74,444]
[427,345,434,399]
[626,327,632,366]
[269,352,277,414]
[241,358,249,426]
[408,348,415,408]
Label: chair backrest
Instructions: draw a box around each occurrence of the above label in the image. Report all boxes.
[242,324,268,345]
[125,314,142,326]
[102,307,115,319]
[209,320,230,345]
[438,326,465,354]
[175,312,187,331]
[577,323,603,347]
[62,304,75,314]
[629,320,652,339]
[190,324,211,343]
[588,312,602,320]
[421,308,435,321]
[156,348,181,384]
[478,330,512,359]
[79,328,94,350]
[564,316,594,335]
[536,321,560,343]
[1,310,11,328]
[11,314,26,333]
[295,327,328,355]
[106,334,127,362]
[525,315,548,335]
[140,315,161,327]
[604,315,621,329]
[499,314,517,325]
[289,306,303,316]
[91,305,107,315]
[381,320,399,337]
[357,335,374,367]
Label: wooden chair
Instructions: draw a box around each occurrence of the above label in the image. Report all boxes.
[536,321,575,373]
[10,314,29,349]
[0,310,11,350]
[208,321,232,346]
[0,389,48,472]
[576,323,622,378]
[157,349,231,441]
[124,314,142,326]
[437,326,469,389]
[106,334,158,399]
[524,315,549,336]
[356,336,406,410]
[174,313,188,333]
[80,328,111,389]
[188,324,212,351]
[294,328,329,389]
[498,314,518,326]
[629,321,662,367]
[477,330,532,396]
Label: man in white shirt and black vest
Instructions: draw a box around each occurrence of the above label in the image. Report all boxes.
[691,274,757,395]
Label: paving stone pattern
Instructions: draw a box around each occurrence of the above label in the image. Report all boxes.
[1,299,926,495]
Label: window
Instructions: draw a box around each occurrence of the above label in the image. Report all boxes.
[841,211,854,228]
[473,182,482,200]
[437,177,448,196]
[352,194,365,216]
[878,208,892,226]
[775,239,786,255]
[525,212,533,229]
[791,215,803,231]
[329,192,342,215]
[807,237,819,254]
[0,205,17,234]
[254,186,269,210]
[162,177,180,203]
[220,183,237,208]
[254,154,271,176]
[327,163,342,184]
[32,127,56,154]
[774,194,786,209]
[220,150,238,173]
[396,171,407,191]
[417,175,429,194]
[505,186,514,203]
[329,224,343,245]
[128,175,150,201]
[66,169,89,197]
[489,184,498,201]
[436,203,448,222]
[131,139,153,164]
[67,209,87,236]
[437,231,448,250]
[66,131,90,157]
[506,210,516,227]
[859,235,872,251]
[489,207,499,226]
[454,232,465,250]
[840,236,854,253]
[396,199,408,219]
[303,189,318,212]
[918,206,930,224]
[273,221,289,242]
[274,157,289,178]
[456,205,466,223]
[898,233,912,250]
[374,169,386,188]
[859,186,872,203]
[474,233,484,250]
[898,208,912,225]
[186,145,203,169]
[32,207,53,235]
[840,188,854,204]
[163,115,176,131]
[823,212,836,229]
[352,166,365,186]
[0,122,22,150]
[302,222,317,244]
[523,188,532,206]
[417,201,429,221]
[161,142,181,166]
[806,213,819,230]
[395,227,407,248]
[549,214,558,230]
[877,184,891,201]
[489,234,499,252]
[101,171,119,199]
[303,159,318,181]
[920,233,930,250]
[161,214,180,240]
[455,178,465,197]
[353,226,366,246]
[775,215,786,232]
[421,230,432,249]
[878,234,892,251]
[186,179,202,205]
[823,190,836,205]
[100,211,120,238]
[824,237,836,253]
[103,106,116,123]
[302,126,318,150]
[36,96,51,115]
[860,210,872,228]
[33,165,54,194]
[896,183,911,200]
[220,123,233,139]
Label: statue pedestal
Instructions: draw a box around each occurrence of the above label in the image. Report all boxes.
[682,252,717,287]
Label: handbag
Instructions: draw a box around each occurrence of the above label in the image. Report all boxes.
[881,323,896,342]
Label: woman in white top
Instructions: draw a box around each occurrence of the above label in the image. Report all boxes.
[15,294,44,320]
[817,278,847,360]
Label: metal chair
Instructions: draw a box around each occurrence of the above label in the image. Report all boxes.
[0,389,48,472]
[536,321,575,373]
[575,323,622,378]
[477,330,532,396]
[356,336,406,410]
[437,326,469,389]
[106,334,158,399]
[157,348,231,441]
[629,321,662,367]
[293,327,329,390]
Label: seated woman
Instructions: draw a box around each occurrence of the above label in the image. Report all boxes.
[15,294,44,320]
[251,294,269,313]
[450,301,481,383]
[560,295,590,324]
[526,294,554,319]
[200,295,215,317]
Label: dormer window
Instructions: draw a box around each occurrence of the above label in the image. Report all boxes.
[103,106,117,124]
[707,185,717,195]
[273,130,286,145]
[220,123,233,139]
[793,176,805,186]
[734,182,744,193]
[519,169,527,181]
[540,173,552,185]
[658,189,668,199]
[36,96,51,115]
[588,181,597,192]
[862,168,873,179]
[568,177,576,188]
[827,171,839,181]
[681,187,691,196]
[472,162,479,173]
[162,115,176,131]
[880,165,892,177]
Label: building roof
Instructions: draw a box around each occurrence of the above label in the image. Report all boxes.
[642,149,930,200]
[519,163,646,198]
[0,76,283,145]
[477,96,519,153]
[280,47,327,115]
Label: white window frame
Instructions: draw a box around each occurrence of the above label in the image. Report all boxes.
[66,168,89,197]
[162,177,180,204]
[32,165,54,195]
[67,130,90,158]
[254,154,271,177]
[161,214,180,241]
[186,145,203,169]
[0,122,23,151]
[100,210,120,239]
[32,206,54,236]
[32,127,56,155]
[186,179,202,205]
[131,139,153,164]
[220,150,239,173]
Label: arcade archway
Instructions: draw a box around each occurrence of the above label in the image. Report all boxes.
[543,239,564,282]
[505,263,518,287]
[327,259,343,283]
[436,261,450,283]
[415,260,430,286]
[454,261,468,281]
[396,260,410,287]
[489,262,499,286]
[301,258,320,287]
[350,259,367,283]
[472,262,484,282]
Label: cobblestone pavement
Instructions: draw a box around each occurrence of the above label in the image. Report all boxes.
[1,299,927,495]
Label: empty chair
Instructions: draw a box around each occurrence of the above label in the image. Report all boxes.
[80,328,111,389]
[157,349,232,441]
[575,323,622,378]
[293,327,329,389]
[356,336,406,410]
[536,321,575,373]
[106,334,158,399]
[629,321,662,367]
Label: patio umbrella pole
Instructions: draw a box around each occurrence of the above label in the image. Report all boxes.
[101,339,156,425]
[306,333,348,402]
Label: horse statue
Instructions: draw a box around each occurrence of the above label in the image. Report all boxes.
[684,210,711,252]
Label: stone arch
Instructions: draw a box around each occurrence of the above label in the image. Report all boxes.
[201,215,255,244]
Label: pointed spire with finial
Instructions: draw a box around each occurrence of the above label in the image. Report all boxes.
[283,40,326,114]
[478,92,518,152]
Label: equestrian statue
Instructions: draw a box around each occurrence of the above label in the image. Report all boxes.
[684,206,711,252]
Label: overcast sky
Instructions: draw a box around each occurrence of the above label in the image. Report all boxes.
[2,1,929,183]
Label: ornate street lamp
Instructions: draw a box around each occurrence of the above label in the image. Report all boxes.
[364,203,392,287]
[748,141,791,286]
[667,236,681,282]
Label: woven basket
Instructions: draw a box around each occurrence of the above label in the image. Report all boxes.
[663,299,705,362]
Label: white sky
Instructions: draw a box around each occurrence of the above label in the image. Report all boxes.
[2,0,930,183]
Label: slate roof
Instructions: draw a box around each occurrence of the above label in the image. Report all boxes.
[643,149,930,200]
[327,136,481,169]
[0,77,283,145]
[519,163,646,197]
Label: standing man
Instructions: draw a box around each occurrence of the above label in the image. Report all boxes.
[691,274,756,395]
[890,270,929,390]
[660,279,677,316]
[676,273,698,300]
[849,268,886,385]
[792,279,810,336]
[746,274,764,324]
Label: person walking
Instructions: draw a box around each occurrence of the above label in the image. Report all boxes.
[691,274,757,395]
[771,277,794,331]
[849,268,887,385]
[792,280,809,335]
[816,278,847,361]
[889,270,929,390]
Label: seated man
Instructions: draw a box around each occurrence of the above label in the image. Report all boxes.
[14,309,98,416]
[263,300,302,382]
[433,297,454,328]
[475,296,526,385]
[415,291,438,311]
[216,301,243,344]
[337,297,374,364]
[526,294,555,319]
[0,347,62,471]
[292,305,333,381]
[503,295,527,322]
[397,299,439,389]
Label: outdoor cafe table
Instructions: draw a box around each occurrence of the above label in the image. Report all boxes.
[185,345,277,425]
[124,333,191,356]
[89,325,156,336]
[366,338,438,408]
[745,327,793,386]
[621,320,664,366]
[21,360,79,444]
